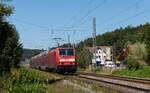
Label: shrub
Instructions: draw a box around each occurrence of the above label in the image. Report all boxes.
[77,48,92,69]
[126,42,147,70]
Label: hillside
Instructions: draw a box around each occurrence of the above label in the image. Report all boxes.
[80,24,146,53]
[78,23,150,54]
[76,23,150,67]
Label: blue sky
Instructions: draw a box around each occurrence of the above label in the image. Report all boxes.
[6,0,150,49]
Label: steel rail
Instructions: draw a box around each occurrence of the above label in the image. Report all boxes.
[76,72,150,85]
[75,72,150,93]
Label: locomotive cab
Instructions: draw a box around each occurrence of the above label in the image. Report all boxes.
[57,48,77,73]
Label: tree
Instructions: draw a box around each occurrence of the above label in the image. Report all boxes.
[0,3,22,74]
[77,47,92,69]
[143,23,150,64]
[126,42,147,70]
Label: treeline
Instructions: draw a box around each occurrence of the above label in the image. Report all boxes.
[22,48,44,61]
[0,3,22,75]
[76,23,150,68]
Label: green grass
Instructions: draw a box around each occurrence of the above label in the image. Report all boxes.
[0,67,90,93]
[112,66,150,78]
[0,67,62,93]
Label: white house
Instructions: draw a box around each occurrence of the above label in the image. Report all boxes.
[87,46,112,65]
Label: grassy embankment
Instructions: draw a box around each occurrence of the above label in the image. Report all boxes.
[0,67,87,93]
[112,66,150,78]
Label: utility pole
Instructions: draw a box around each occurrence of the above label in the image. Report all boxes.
[92,17,97,72]
[93,17,96,50]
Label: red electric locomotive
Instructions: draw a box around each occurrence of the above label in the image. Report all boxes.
[29,47,77,74]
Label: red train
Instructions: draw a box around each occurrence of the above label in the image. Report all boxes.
[29,47,77,74]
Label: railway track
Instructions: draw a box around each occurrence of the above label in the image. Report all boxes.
[75,72,150,93]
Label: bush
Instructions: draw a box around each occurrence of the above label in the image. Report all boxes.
[126,42,147,70]
[77,48,92,69]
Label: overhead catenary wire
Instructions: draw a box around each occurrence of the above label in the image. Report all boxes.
[10,0,145,32]
[66,0,107,29]
[69,0,143,30]
[104,7,150,31]
[61,0,96,33]
[88,0,94,5]
[70,0,149,44]
[10,1,150,49]
[10,1,149,46]
[116,8,150,24]
[10,1,106,37]
[10,17,90,41]
[100,0,143,25]
[11,18,50,30]
[59,0,107,37]
[10,18,88,34]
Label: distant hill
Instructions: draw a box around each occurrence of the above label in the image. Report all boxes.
[76,23,150,64]
[22,48,44,61]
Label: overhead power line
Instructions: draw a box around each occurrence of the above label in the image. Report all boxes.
[105,7,150,31]
[62,0,95,29]
[59,0,106,38]
[117,8,150,24]
[11,18,50,30]
[65,0,107,29]
[10,18,88,35]
[88,0,94,5]
[101,0,143,25]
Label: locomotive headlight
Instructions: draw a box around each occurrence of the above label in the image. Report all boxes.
[68,59,75,61]
[59,59,66,62]
[59,58,75,62]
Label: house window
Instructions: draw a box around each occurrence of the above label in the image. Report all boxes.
[99,56,101,59]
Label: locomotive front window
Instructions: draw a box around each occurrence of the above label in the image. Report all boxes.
[59,49,74,56]
[67,49,74,56]
[59,49,66,55]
